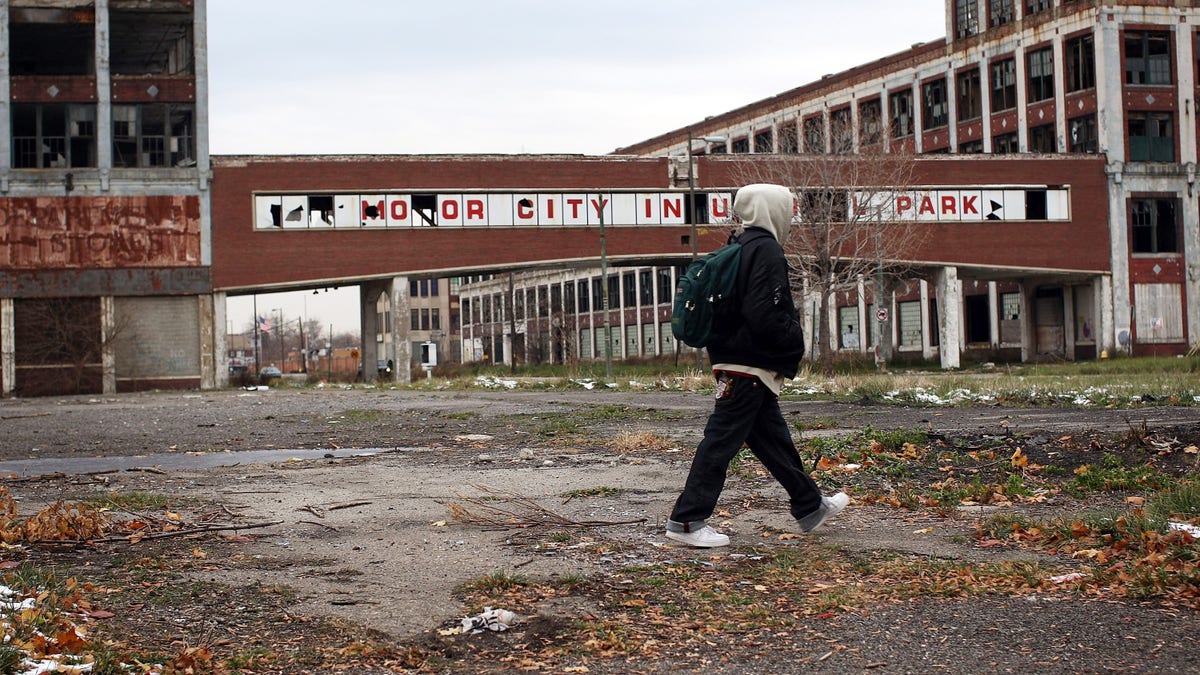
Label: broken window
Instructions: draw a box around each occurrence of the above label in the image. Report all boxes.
[992,132,1019,154]
[1131,198,1179,254]
[956,68,983,120]
[889,89,914,139]
[110,10,194,75]
[754,129,773,153]
[1125,31,1172,85]
[830,108,853,153]
[990,58,1017,112]
[1066,33,1096,92]
[778,123,799,153]
[955,0,978,38]
[1028,124,1057,153]
[12,103,96,168]
[803,116,825,153]
[9,10,95,76]
[111,104,195,168]
[1128,112,1174,162]
[1027,47,1055,102]
[922,78,948,130]
[859,99,883,145]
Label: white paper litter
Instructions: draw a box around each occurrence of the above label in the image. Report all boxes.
[1168,522,1200,538]
[460,607,517,634]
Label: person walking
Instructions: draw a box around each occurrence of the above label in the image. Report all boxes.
[666,183,849,548]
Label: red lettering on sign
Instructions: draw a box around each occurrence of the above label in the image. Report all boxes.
[466,199,484,220]
[918,196,935,215]
[544,198,555,219]
[567,198,583,219]
[442,200,459,220]
[941,195,957,215]
[643,197,653,219]
[962,195,979,215]
[590,197,608,220]
[390,199,408,221]
[517,199,534,220]
[663,197,682,219]
[895,195,913,214]
[363,199,384,221]
[711,196,729,219]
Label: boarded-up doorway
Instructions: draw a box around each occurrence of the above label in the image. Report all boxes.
[1035,287,1065,357]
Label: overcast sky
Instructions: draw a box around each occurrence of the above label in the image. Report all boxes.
[213,0,948,337]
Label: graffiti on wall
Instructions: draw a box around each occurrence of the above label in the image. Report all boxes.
[0,195,201,269]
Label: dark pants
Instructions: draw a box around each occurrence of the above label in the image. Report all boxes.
[669,371,822,530]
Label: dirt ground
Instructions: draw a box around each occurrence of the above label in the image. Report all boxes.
[3,386,1200,673]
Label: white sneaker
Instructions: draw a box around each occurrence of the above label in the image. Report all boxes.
[797,492,849,532]
[666,525,730,548]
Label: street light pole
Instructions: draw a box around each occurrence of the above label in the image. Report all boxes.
[598,195,612,380]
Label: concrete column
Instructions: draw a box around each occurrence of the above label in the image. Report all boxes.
[1018,281,1033,362]
[826,296,839,354]
[390,276,411,384]
[988,282,1000,348]
[95,0,112,183]
[1098,274,1116,356]
[1179,30,1198,164]
[857,276,868,354]
[199,293,217,389]
[360,284,383,383]
[0,1,11,179]
[1105,165,1132,354]
[935,267,961,369]
[1,298,14,396]
[1063,285,1077,361]
[919,280,933,360]
[212,292,228,388]
[1052,29,1067,153]
[100,296,116,394]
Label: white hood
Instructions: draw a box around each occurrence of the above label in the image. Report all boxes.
[733,183,794,244]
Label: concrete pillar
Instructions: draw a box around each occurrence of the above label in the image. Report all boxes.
[199,293,217,389]
[826,295,839,354]
[919,280,933,361]
[360,284,383,383]
[0,1,10,179]
[1182,180,1200,350]
[212,292,228,388]
[856,276,868,354]
[1019,281,1033,362]
[935,267,961,369]
[1098,274,1116,356]
[390,276,411,384]
[100,296,116,394]
[988,282,1000,348]
[1105,165,1131,354]
[1,298,14,396]
[1063,285,1077,361]
[95,0,112,184]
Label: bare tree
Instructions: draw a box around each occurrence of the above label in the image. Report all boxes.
[727,113,926,374]
[14,297,130,395]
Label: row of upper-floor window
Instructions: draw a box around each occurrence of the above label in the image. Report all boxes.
[956,0,1083,40]
[703,29,1192,160]
[10,102,195,169]
[7,12,193,76]
[462,268,682,324]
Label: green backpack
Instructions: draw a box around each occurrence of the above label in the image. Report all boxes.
[670,242,742,348]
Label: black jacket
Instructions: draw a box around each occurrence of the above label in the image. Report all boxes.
[706,227,806,379]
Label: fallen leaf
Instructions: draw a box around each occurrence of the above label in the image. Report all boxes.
[89,610,115,619]
[431,521,447,527]
[1010,448,1028,468]
[913,527,932,534]
[1125,496,1145,506]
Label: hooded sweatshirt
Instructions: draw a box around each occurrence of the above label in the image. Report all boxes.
[708,184,806,392]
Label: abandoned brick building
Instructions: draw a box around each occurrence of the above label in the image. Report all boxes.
[3,0,1199,395]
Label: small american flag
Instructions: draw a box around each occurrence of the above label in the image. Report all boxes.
[258,315,272,334]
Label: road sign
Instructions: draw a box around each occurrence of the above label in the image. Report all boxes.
[875,308,889,322]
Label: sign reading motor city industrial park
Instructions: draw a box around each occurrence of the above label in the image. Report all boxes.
[252,187,1069,230]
